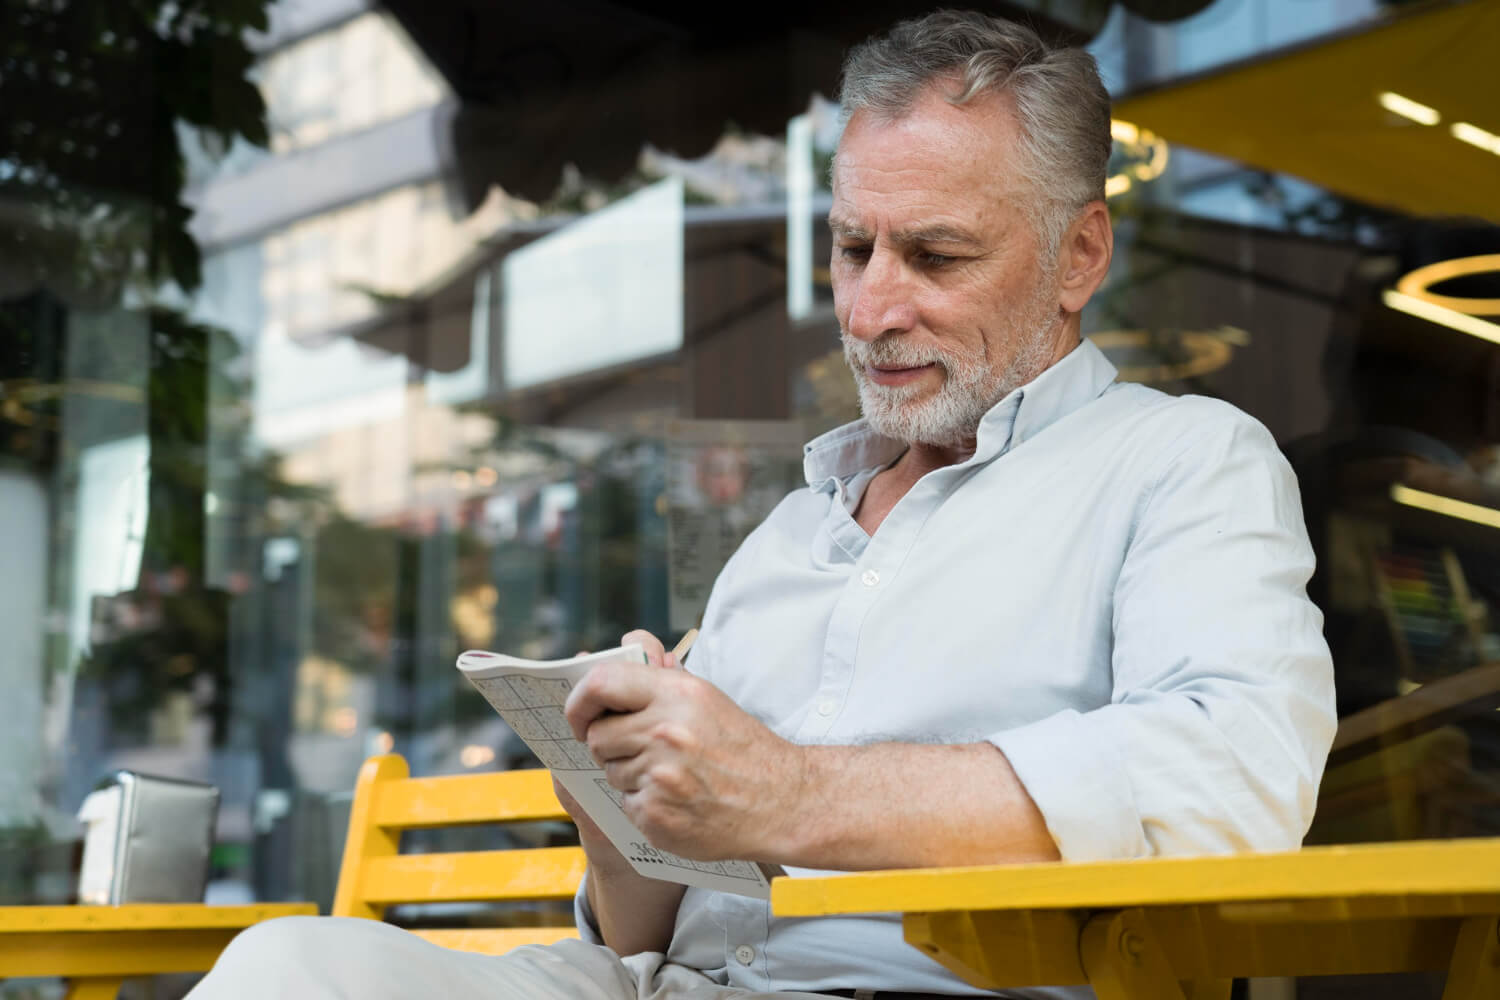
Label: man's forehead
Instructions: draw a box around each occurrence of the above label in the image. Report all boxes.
[827,163,1006,247]
[828,95,1028,243]
[834,88,1022,168]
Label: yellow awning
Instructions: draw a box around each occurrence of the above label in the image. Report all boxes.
[1113,0,1500,224]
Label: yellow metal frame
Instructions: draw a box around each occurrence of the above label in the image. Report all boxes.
[331,754,585,954]
[772,838,1500,998]
[0,753,588,995]
[0,902,315,999]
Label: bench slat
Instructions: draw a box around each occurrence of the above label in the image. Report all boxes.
[371,769,571,829]
[413,927,579,954]
[0,928,253,978]
[772,837,1500,917]
[359,847,587,904]
[0,903,315,933]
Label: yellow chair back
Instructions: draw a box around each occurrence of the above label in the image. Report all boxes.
[332,754,584,954]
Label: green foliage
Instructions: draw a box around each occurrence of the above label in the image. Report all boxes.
[0,821,53,904]
[0,292,66,466]
[77,587,233,744]
[0,0,271,296]
[0,2,283,746]
[311,515,401,671]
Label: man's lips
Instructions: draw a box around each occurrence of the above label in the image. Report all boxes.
[865,362,938,386]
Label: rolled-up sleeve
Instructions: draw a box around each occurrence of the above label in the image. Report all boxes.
[572,876,605,945]
[992,404,1337,860]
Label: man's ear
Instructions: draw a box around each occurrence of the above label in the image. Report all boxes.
[1056,201,1113,315]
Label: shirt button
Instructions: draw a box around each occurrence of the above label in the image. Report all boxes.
[861,569,880,587]
[817,699,836,717]
[735,944,756,965]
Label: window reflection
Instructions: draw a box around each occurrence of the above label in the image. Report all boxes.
[260,11,447,156]
[1,12,1498,995]
[502,177,685,391]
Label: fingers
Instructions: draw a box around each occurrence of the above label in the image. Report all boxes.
[602,755,644,791]
[586,707,674,765]
[564,660,660,742]
[601,744,684,801]
[622,629,667,667]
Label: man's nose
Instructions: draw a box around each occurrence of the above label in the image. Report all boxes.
[844,249,917,342]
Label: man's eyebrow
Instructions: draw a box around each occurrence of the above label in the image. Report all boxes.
[890,223,983,248]
[826,218,982,249]
[827,217,870,240]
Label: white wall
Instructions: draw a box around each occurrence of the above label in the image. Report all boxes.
[0,468,47,827]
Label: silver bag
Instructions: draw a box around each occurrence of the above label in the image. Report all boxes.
[77,771,219,904]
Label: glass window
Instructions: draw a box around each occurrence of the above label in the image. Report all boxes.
[4,2,1498,996]
[261,11,448,155]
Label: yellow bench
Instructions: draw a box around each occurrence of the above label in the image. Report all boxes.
[0,751,578,998]
[771,837,1500,1000]
[329,751,1500,998]
[331,753,585,952]
[0,901,315,999]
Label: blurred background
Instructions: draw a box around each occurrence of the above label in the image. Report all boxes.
[2,1,1499,996]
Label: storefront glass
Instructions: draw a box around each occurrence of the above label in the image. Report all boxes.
[3,1,1497,995]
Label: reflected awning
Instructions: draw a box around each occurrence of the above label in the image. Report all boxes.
[1113,0,1500,224]
[382,0,1211,207]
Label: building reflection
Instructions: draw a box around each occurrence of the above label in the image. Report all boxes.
[1,10,1498,996]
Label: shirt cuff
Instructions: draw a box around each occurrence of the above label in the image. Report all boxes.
[988,708,1146,861]
[572,869,605,945]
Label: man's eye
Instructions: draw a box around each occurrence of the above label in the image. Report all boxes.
[919,252,954,268]
[837,246,871,262]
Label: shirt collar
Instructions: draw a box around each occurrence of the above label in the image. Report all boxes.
[802,337,1119,489]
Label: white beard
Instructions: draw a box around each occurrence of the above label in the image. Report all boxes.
[842,284,1059,448]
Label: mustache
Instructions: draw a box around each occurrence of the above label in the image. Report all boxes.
[842,335,959,370]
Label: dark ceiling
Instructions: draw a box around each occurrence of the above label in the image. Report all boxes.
[380,0,1216,206]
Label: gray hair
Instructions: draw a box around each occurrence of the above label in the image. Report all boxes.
[836,9,1112,258]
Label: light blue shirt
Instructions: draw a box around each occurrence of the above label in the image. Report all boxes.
[578,338,1336,998]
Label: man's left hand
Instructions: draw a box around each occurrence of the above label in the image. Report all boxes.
[564,655,804,861]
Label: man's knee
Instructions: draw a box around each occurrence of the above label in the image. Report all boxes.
[195,918,638,1000]
[219,915,328,969]
[194,916,390,995]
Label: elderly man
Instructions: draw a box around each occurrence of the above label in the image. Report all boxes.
[193,10,1335,1000]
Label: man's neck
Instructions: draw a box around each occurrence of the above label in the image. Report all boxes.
[896,439,975,478]
[854,444,969,536]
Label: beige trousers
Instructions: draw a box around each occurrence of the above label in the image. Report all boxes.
[186,916,856,999]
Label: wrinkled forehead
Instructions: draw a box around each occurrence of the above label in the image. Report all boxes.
[829,95,1034,236]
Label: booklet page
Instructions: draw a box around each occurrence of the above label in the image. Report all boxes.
[457,646,776,898]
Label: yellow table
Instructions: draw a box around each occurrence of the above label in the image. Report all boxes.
[771,838,1500,1000]
[0,902,317,1000]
